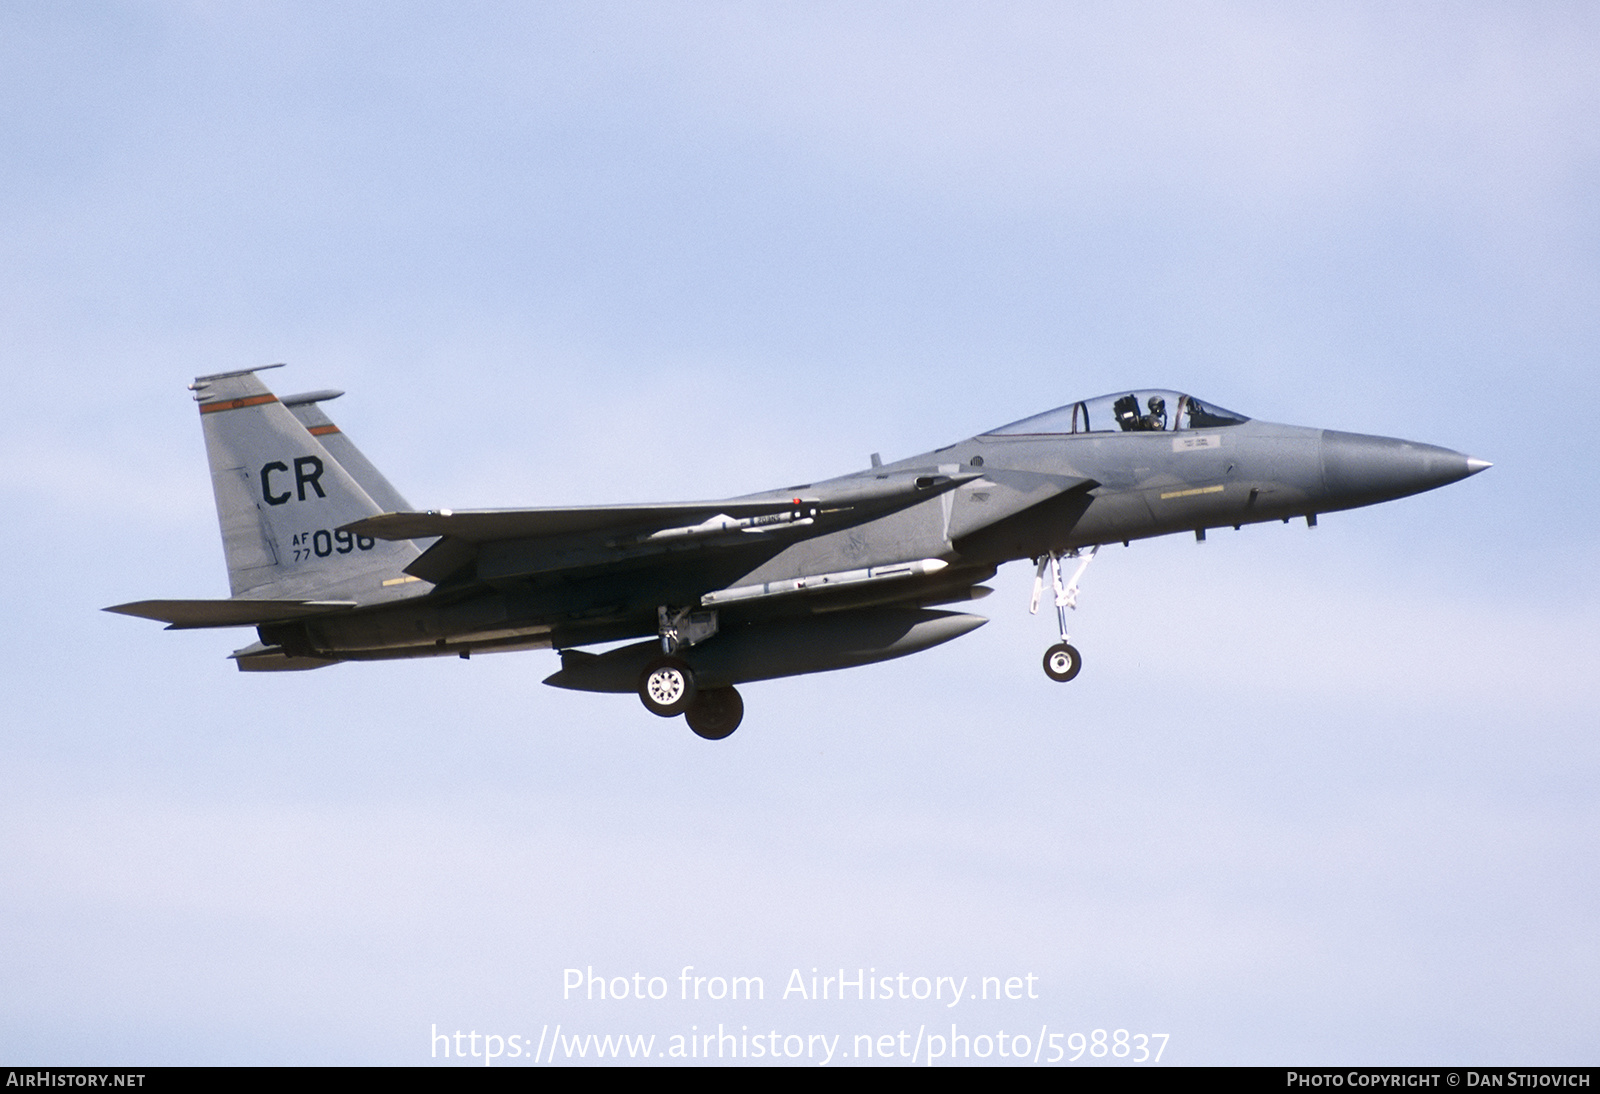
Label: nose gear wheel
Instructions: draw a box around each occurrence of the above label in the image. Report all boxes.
[1043,642,1082,682]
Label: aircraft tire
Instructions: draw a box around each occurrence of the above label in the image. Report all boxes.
[685,686,743,740]
[1043,642,1082,682]
[639,656,697,717]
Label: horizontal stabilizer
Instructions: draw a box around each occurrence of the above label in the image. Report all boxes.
[104,598,358,629]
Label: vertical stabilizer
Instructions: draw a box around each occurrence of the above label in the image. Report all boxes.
[191,367,425,602]
[282,389,414,514]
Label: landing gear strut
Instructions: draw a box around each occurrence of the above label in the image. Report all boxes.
[1031,545,1098,683]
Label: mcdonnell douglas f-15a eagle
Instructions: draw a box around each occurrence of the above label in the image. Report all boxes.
[108,366,1489,740]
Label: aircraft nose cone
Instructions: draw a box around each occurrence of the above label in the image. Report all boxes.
[1320,430,1488,505]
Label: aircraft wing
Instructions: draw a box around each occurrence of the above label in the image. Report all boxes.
[344,471,985,585]
[104,598,358,629]
[347,500,814,543]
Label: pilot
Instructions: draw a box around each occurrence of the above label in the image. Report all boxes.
[1142,395,1167,431]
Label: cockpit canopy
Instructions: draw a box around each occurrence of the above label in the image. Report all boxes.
[985,390,1249,436]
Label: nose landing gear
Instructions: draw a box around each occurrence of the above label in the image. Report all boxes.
[1031,545,1097,682]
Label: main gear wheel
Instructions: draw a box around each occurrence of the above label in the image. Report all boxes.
[638,656,696,716]
[685,686,744,740]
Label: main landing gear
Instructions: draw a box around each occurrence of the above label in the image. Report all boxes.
[635,657,746,739]
[1031,545,1098,683]
[636,607,744,739]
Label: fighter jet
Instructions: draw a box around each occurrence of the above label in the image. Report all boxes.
[108,366,1489,739]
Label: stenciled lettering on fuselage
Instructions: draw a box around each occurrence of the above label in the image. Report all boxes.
[259,456,326,505]
[288,528,375,563]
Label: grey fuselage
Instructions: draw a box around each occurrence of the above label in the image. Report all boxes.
[258,405,1482,669]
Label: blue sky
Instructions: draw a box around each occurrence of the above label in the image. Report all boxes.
[2,2,1596,1065]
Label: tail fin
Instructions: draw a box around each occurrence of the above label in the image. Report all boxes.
[282,388,414,514]
[191,366,424,602]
